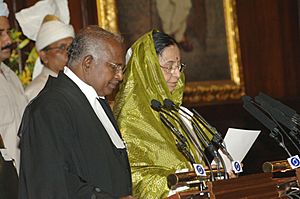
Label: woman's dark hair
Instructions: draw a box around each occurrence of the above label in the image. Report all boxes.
[152,30,178,55]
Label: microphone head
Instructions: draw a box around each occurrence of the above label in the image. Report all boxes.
[151,99,162,112]
[163,99,176,111]
[242,95,252,104]
[164,99,175,111]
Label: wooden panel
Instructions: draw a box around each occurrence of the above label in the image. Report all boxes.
[236,0,300,98]
[69,0,84,32]
[69,0,97,32]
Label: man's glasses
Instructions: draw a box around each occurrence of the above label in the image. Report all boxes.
[160,62,186,74]
[44,44,70,52]
[107,62,127,73]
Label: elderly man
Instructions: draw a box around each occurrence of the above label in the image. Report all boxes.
[24,15,74,101]
[18,26,134,199]
[16,0,75,101]
[0,0,27,175]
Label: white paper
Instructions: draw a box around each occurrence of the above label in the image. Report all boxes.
[218,128,261,171]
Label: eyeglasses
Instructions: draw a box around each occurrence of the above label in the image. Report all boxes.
[44,44,70,52]
[160,62,186,74]
[107,62,127,73]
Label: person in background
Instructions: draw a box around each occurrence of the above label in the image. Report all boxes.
[0,0,27,174]
[156,0,193,51]
[114,30,201,198]
[16,0,74,101]
[18,25,135,199]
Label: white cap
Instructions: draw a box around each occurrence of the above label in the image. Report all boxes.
[15,0,74,46]
[35,16,74,51]
[15,0,74,79]
[0,0,9,17]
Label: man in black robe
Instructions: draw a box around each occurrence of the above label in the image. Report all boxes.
[18,26,134,199]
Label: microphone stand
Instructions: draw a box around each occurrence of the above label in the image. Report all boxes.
[191,122,227,179]
[258,92,300,125]
[242,96,293,157]
[173,106,227,179]
[167,99,234,166]
[255,95,300,146]
[151,100,216,181]
[159,113,196,164]
[249,97,300,154]
[166,110,216,181]
[164,99,230,179]
[190,109,234,162]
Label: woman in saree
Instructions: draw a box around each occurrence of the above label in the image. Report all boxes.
[114,30,208,198]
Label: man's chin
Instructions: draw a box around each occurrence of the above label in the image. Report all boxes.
[100,88,113,97]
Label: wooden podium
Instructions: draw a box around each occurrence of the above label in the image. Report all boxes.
[167,172,294,199]
[207,173,280,199]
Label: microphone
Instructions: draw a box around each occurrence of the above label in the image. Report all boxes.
[163,99,217,153]
[163,99,233,161]
[151,99,216,180]
[242,96,293,156]
[163,99,228,179]
[257,92,300,125]
[247,95,300,154]
[164,99,226,154]
[151,100,189,144]
[151,100,187,144]
[164,99,220,144]
[160,113,196,164]
[151,99,196,164]
[254,95,300,145]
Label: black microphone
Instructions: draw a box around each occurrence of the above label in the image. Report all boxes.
[242,96,293,156]
[164,99,216,143]
[151,100,187,144]
[163,99,218,153]
[255,95,300,144]
[163,100,210,146]
[163,99,228,179]
[164,99,233,162]
[246,95,300,154]
[258,92,300,124]
[160,113,196,164]
[188,108,236,169]
[151,99,197,164]
[151,99,216,180]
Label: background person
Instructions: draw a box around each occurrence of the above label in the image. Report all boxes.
[16,0,74,101]
[0,0,27,174]
[156,0,193,51]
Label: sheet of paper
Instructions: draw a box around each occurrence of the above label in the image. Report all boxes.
[217,128,261,171]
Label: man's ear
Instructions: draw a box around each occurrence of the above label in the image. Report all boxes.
[82,55,93,72]
[38,51,48,65]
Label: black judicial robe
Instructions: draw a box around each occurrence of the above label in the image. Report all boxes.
[18,73,132,199]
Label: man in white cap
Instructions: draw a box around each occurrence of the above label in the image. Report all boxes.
[0,0,27,175]
[16,0,75,101]
[24,15,74,101]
